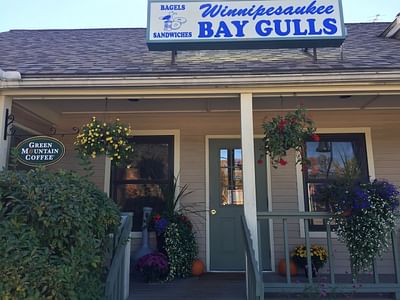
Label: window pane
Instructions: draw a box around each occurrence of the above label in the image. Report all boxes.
[115,183,166,231]
[304,134,368,230]
[113,142,169,181]
[307,141,361,180]
[220,148,244,206]
[110,135,174,231]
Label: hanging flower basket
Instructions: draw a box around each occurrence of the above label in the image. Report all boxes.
[262,107,318,168]
[329,180,400,277]
[74,117,133,164]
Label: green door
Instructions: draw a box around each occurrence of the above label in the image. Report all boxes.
[209,139,271,271]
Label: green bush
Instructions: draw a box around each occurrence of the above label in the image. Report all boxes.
[0,168,120,299]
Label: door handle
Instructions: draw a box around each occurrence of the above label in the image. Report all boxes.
[211,209,217,215]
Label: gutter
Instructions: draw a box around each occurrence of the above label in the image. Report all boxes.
[1,70,400,90]
[0,68,21,81]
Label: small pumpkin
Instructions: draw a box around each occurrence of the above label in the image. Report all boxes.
[278,258,297,276]
[192,259,205,276]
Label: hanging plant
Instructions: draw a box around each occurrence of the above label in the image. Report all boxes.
[329,180,400,277]
[262,107,318,168]
[74,117,133,164]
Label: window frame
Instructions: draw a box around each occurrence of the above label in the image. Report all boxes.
[110,135,175,232]
[296,128,375,238]
[303,133,369,231]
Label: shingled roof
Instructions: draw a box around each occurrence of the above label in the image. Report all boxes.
[0,22,399,78]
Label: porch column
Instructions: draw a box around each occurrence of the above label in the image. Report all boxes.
[240,92,260,268]
[0,95,12,169]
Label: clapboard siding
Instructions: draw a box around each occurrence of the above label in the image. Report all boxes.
[37,108,400,274]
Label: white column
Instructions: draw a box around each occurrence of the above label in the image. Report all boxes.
[240,93,260,269]
[0,95,12,169]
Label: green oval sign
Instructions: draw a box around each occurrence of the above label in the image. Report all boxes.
[16,136,66,167]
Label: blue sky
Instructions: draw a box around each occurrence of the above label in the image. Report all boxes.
[1,0,398,32]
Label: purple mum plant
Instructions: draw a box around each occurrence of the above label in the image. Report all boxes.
[136,252,169,282]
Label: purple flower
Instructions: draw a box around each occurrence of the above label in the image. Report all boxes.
[154,217,169,234]
[136,252,169,282]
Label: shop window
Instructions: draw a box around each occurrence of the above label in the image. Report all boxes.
[303,133,369,230]
[111,135,174,231]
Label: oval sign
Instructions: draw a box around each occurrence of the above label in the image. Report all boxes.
[16,136,66,167]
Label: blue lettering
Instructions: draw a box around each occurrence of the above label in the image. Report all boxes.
[325,5,334,14]
[273,20,291,36]
[307,19,322,35]
[231,20,249,37]
[198,22,214,38]
[305,1,317,14]
[323,18,338,35]
[255,20,272,37]
[214,21,233,38]
[200,4,222,18]
[283,6,295,15]
[292,19,308,35]
[294,6,307,15]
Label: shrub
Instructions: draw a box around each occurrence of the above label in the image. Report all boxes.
[0,168,120,299]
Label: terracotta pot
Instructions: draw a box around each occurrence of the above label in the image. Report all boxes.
[277,258,297,276]
[192,259,205,276]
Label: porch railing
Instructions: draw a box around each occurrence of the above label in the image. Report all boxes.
[105,213,133,300]
[241,216,264,300]
[254,211,400,300]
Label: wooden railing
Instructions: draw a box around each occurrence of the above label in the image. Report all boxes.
[256,211,400,300]
[105,213,133,300]
[241,216,264,300]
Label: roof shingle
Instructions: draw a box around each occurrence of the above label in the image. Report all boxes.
[0,23,399,77]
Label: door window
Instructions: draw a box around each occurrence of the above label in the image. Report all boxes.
[220,148,243,206]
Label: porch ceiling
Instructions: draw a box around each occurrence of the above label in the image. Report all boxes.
[13,94,400,120]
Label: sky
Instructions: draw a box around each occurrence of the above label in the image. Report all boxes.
[0,0,399,32]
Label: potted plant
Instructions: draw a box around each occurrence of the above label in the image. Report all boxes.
[136,252,169,282]
[74,116,133,165]
[329,179,400,277]
[291,244,328,277]
[262,107,318,168]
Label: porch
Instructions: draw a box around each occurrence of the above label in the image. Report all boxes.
[242,212,400,300]
[129,273,396,299]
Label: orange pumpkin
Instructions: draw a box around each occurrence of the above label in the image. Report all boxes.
[192,259,205,276]
[278,258,297,276]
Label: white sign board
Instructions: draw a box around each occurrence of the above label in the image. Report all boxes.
[147,0,346,50]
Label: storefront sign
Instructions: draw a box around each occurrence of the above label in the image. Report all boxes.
[16,136,65,167]
[147,0,346,50]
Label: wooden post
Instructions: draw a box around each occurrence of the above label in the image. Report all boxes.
[240,93,260,270]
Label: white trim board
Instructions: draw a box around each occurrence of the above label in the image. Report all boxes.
[296,127,375,238]
[205,135,275,272]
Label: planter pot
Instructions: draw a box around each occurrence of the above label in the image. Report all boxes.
[278,259,297,276]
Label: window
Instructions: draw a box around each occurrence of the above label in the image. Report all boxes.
[219,148,244,206]
[303,133,369,229]
[111,135,174,231]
